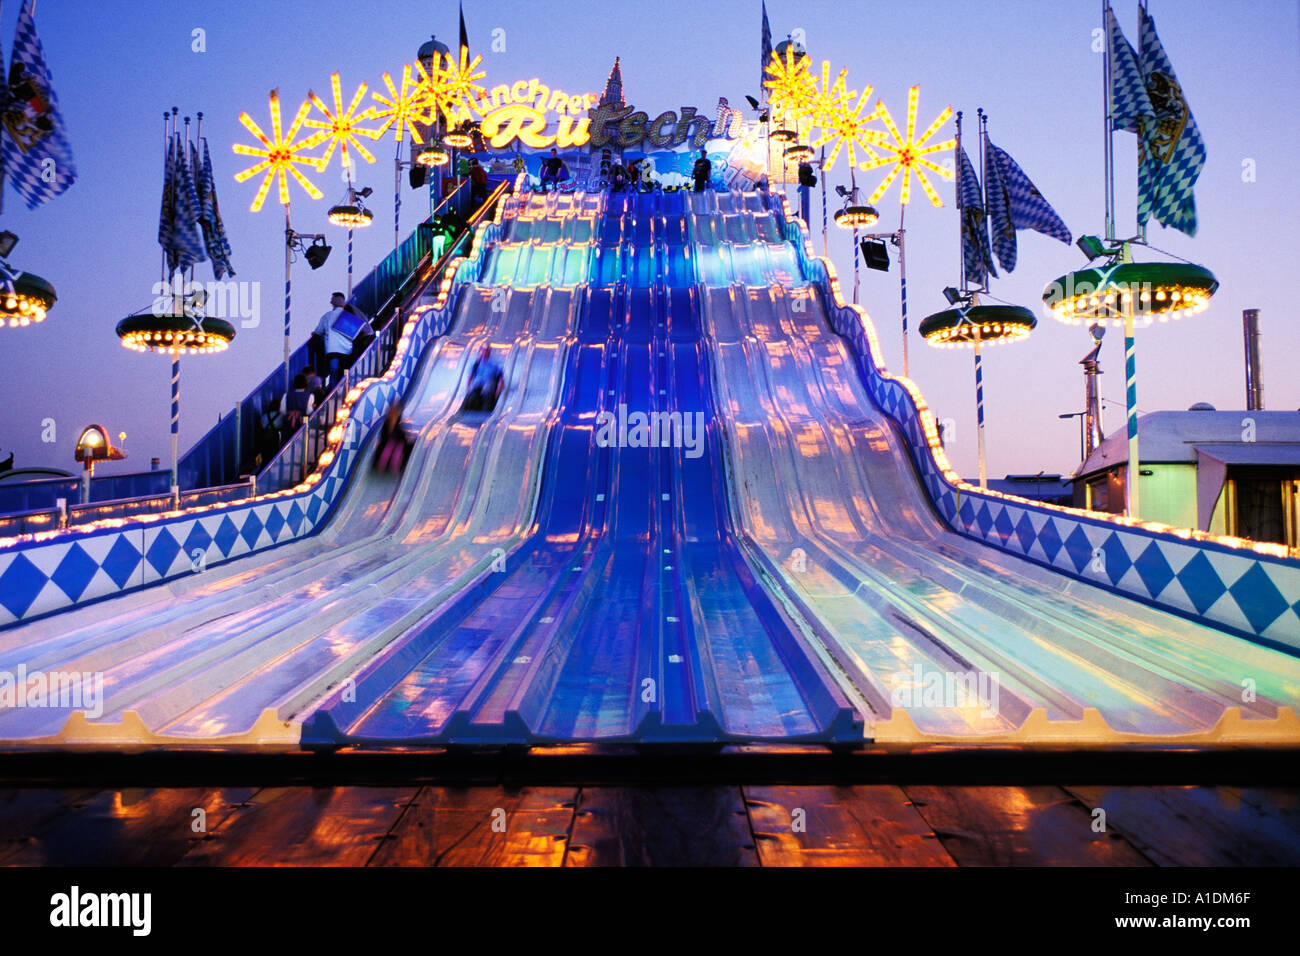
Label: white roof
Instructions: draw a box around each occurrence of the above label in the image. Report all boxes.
[1076,410,1300,477]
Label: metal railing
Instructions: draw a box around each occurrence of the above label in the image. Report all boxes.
[0,178,509,528]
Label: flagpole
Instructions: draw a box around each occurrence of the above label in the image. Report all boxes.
[1103,0,1116,242]
[974,324,986,489]
[956,111,965,291]
[978,108,990,293]
[1136,0,1148,243]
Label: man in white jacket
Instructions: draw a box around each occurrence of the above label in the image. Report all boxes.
[312,292,364,389]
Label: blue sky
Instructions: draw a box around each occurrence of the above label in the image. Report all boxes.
[1,0,1297,482]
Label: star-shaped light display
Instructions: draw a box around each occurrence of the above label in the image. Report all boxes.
[371,64,436,144]
[859,86,955,206]
[232,89,328,212]
[305,73,383,170]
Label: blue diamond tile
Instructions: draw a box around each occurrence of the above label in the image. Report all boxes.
[1099,532,1133,585]
[239,510,264,550]
[213,516,240,557]
[101,536,142,589]
[50,543,98,601]
[1132,542,1175,599]
[0,554,48,618]
[958,498,975,528]
[1176,551,1228,615]
[1064,525,1094,574]
[993,508,1015,547]
[306,495,323,524]
[184,523,212,559]
[146,527,182,578]
[1038,519,1063,562]
[1227,564,1289,634]
[264,506,286,542]
[286,501,305,535]
[1014,513,1037,554]
[975,503,994,537]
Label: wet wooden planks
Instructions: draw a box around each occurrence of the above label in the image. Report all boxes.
[901,785,1151,866]
[0,784,1296,865]
[744,785,955,866]
[1064,785,1300,867]
[371,786,577,866]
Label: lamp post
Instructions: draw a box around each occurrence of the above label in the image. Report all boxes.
[1059,411,1086,463]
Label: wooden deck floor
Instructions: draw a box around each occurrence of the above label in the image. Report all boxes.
[3,783,1297,866]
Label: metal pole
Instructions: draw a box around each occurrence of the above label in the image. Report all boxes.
[956,111,965,291]
[394,140,402,252]
[1123,281,1140,517]
[284,203,292,395]
[899,202,909,378]
[820,146,828,259]
[851,167,860,305]
[974,326,986,489]
[1103,0,1116,242]
[1243,308,1264,410]
[170,350,180,496]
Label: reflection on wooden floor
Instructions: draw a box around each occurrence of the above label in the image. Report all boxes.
[2,783,1298,866]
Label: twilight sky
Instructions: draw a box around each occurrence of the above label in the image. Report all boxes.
[0,0,1297,483]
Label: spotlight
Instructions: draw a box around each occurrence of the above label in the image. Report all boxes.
[355,186,373,200]
[745,95,760,110]
[942,286,963,305]
[860,238,890,272]
[835,184,851,199]
[1076,235,1107,260]
[0,231,17,258]
[797,162,817,188]
[304,237,332,270]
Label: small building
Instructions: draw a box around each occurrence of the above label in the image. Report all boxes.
[1072,408,1300,547]
[976,474,1073,506]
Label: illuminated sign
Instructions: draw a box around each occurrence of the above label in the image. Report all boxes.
[471,81,753,152]
[473,79,597,149]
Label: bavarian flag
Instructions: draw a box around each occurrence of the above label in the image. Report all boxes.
[1137,6,1205,236]
[0,0,77,210]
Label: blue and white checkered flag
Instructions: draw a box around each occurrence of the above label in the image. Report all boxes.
[760,1,773,95]
[158,135,177,274]
[984,137,1071,274]
[199,138,235,279]
[1107,5,1153,135]
[957,146,996,286]
[1138,6,1204,236]
[173,132,207,271]
[0,0,77,209]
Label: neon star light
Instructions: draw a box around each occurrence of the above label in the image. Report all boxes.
[371,64,436,144]
[799,61,854,133]
[428,46,488,125]
[305,73,382,170]
[859,86,955,207]
[763,47,816,127]
[812,85,884,172]
[233,89,329,212]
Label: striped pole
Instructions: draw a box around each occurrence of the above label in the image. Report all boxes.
[820,146,828,258]
[1124,304,1139,516]
[284,203,292,394]
[347,226,354,296]
[974,328,986,489]
[899,203,909,378]
[170,351,180,492]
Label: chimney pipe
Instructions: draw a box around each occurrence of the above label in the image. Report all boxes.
[1081,330,1105,457]
[1243,309,1264,411]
